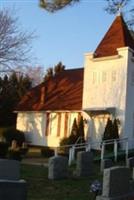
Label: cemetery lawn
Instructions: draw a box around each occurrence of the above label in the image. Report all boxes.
[21,164,102,200]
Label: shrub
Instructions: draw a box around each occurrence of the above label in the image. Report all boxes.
[0,142,9,158]
[77,116,85,143]
[8,149,22,161]
[103,118,113,141]
[60,116,85,146]
[41,147,54,158]
[20,146,29,156]
[60,135,77,146]
[3,127,25,147]
[102,118,120,151]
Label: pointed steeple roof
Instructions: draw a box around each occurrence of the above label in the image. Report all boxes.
[94,15,134,58]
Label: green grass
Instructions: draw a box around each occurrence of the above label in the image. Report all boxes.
[20,164,102,200]
[20,148,130,200]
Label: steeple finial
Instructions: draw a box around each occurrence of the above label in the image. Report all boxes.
[116,2,123,16]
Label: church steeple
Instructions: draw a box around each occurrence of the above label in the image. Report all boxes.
[94,15,134,58]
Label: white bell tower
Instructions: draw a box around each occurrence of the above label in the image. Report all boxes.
[82,15,134,149]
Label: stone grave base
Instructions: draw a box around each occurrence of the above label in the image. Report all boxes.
[96,193,133,200]
[0,179,27,200]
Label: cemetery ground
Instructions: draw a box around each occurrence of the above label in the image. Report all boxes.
[21,161,101,200]
[1,127,134,200]
[20,147,134,200]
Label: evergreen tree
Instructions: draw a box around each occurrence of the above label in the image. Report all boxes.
[69,118,79,144]
[44,62,65,82]
[77,116,85,143]
[103,118,113,141]
[112,118,119,139]
[102,118,120,151]
[54,62,65,75]
[60,118,78,146]
[0,73,32,126]
[44,67,54,82]
[102,118,113,151]
[70,118,78,136]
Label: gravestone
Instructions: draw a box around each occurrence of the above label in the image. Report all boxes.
[0,159,27,200]
[75,151,93,177]
[102,167,130,197]
[96,166,133,200]
[0,180,27,200]
[100,159,113,172]
[0,159,20,180]
[48,156,68,180]
[126,157,134,168]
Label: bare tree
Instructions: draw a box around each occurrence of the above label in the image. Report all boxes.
[0,9,34,71]
[105,0,130,14]
[22,65,45,86]
[39,0,134,31]
[105,0,134,30]
[127,7,134,29]
[40,0,80,12]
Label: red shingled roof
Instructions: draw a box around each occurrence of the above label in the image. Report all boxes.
[16,68,83,111]
[94,15,134,58]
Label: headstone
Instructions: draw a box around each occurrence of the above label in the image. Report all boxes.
[130,168,134,196]
[102,166,130,197]
[75,151,93,177]
[126,157,134,168]
[100,159,113,172]
[0,159,27,200]
[0,180,27,200]
[130,179,134,195]
[96,166,132,200]
[0,159,20,180]
[131,167,134,183]
[48,156,68,180]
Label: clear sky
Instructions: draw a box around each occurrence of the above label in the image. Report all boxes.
[1,0,133,71]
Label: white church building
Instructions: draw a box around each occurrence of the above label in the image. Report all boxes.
[16,15,134,149]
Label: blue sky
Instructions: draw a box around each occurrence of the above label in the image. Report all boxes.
[1,0,133,70]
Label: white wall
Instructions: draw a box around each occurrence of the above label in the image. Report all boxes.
[82,47,129,148]
[16,112,46,146]
[16,111,81,147]
[124,48,134,148]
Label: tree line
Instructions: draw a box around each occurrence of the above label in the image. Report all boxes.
[0,73,32,126]
[0,61,65,127]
